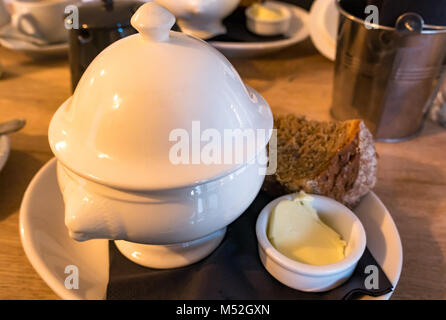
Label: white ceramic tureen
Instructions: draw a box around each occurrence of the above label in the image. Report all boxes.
[49,1,273,269]
[156,0,240,39]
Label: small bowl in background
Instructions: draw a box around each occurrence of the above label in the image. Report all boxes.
[256,193,366,292]
[245,1,292,36]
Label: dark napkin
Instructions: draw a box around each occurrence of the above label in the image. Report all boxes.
[179,1,308,42]
[207,6,285,43]
[107,192,393,300]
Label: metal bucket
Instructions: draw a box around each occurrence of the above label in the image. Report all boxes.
[331,0,446,142]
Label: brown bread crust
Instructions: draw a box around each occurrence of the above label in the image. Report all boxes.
[342,121,377,207]
[263,116,376,208]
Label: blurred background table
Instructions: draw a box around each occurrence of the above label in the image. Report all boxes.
[0,39,445,299]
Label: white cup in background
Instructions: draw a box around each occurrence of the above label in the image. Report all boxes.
[10,0,78,43]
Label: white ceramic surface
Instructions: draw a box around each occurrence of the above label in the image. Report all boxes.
[20,159,109,300]
[256,193,366,292]
[9,0,78,44]
[20,158,402,299]
[156,0,240,39]
[115,227,227,269]
[49,4,273,191]
[354,191,403,300]
[49,2,273,268]
[309,0,338,61]
[0,34,68,57]
[245,1,292,36]
[56,150,266,245]
[56,148,266,268]
[0,135,10,172]
[210,2,309,58]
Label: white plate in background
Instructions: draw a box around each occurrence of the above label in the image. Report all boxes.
[0,35,68,58]
[20,158,402,300]
[210,1,310,58]
[309,0,338,61]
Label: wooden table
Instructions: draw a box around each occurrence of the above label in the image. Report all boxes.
[0,41,445,300]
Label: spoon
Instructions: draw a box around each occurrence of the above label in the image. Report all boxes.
[0,119,26,136]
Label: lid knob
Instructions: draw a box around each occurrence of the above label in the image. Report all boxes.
[131,1,176,42]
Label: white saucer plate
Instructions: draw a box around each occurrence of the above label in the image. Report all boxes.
[0,36,68,58]
[20,159,108,300]
[309,0,338,61]
[20,158,402,300]
[0,135,10,172]
[210,1,310,58]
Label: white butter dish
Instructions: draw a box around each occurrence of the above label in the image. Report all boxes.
[256,193,366,292]
[246,1,292,36]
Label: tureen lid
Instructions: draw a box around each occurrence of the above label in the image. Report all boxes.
[49,1,273,190]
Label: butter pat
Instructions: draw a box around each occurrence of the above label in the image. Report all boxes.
[250,3,284,21]
[267,192,346,266]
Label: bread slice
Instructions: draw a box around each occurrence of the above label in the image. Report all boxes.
[263,115,377,208]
